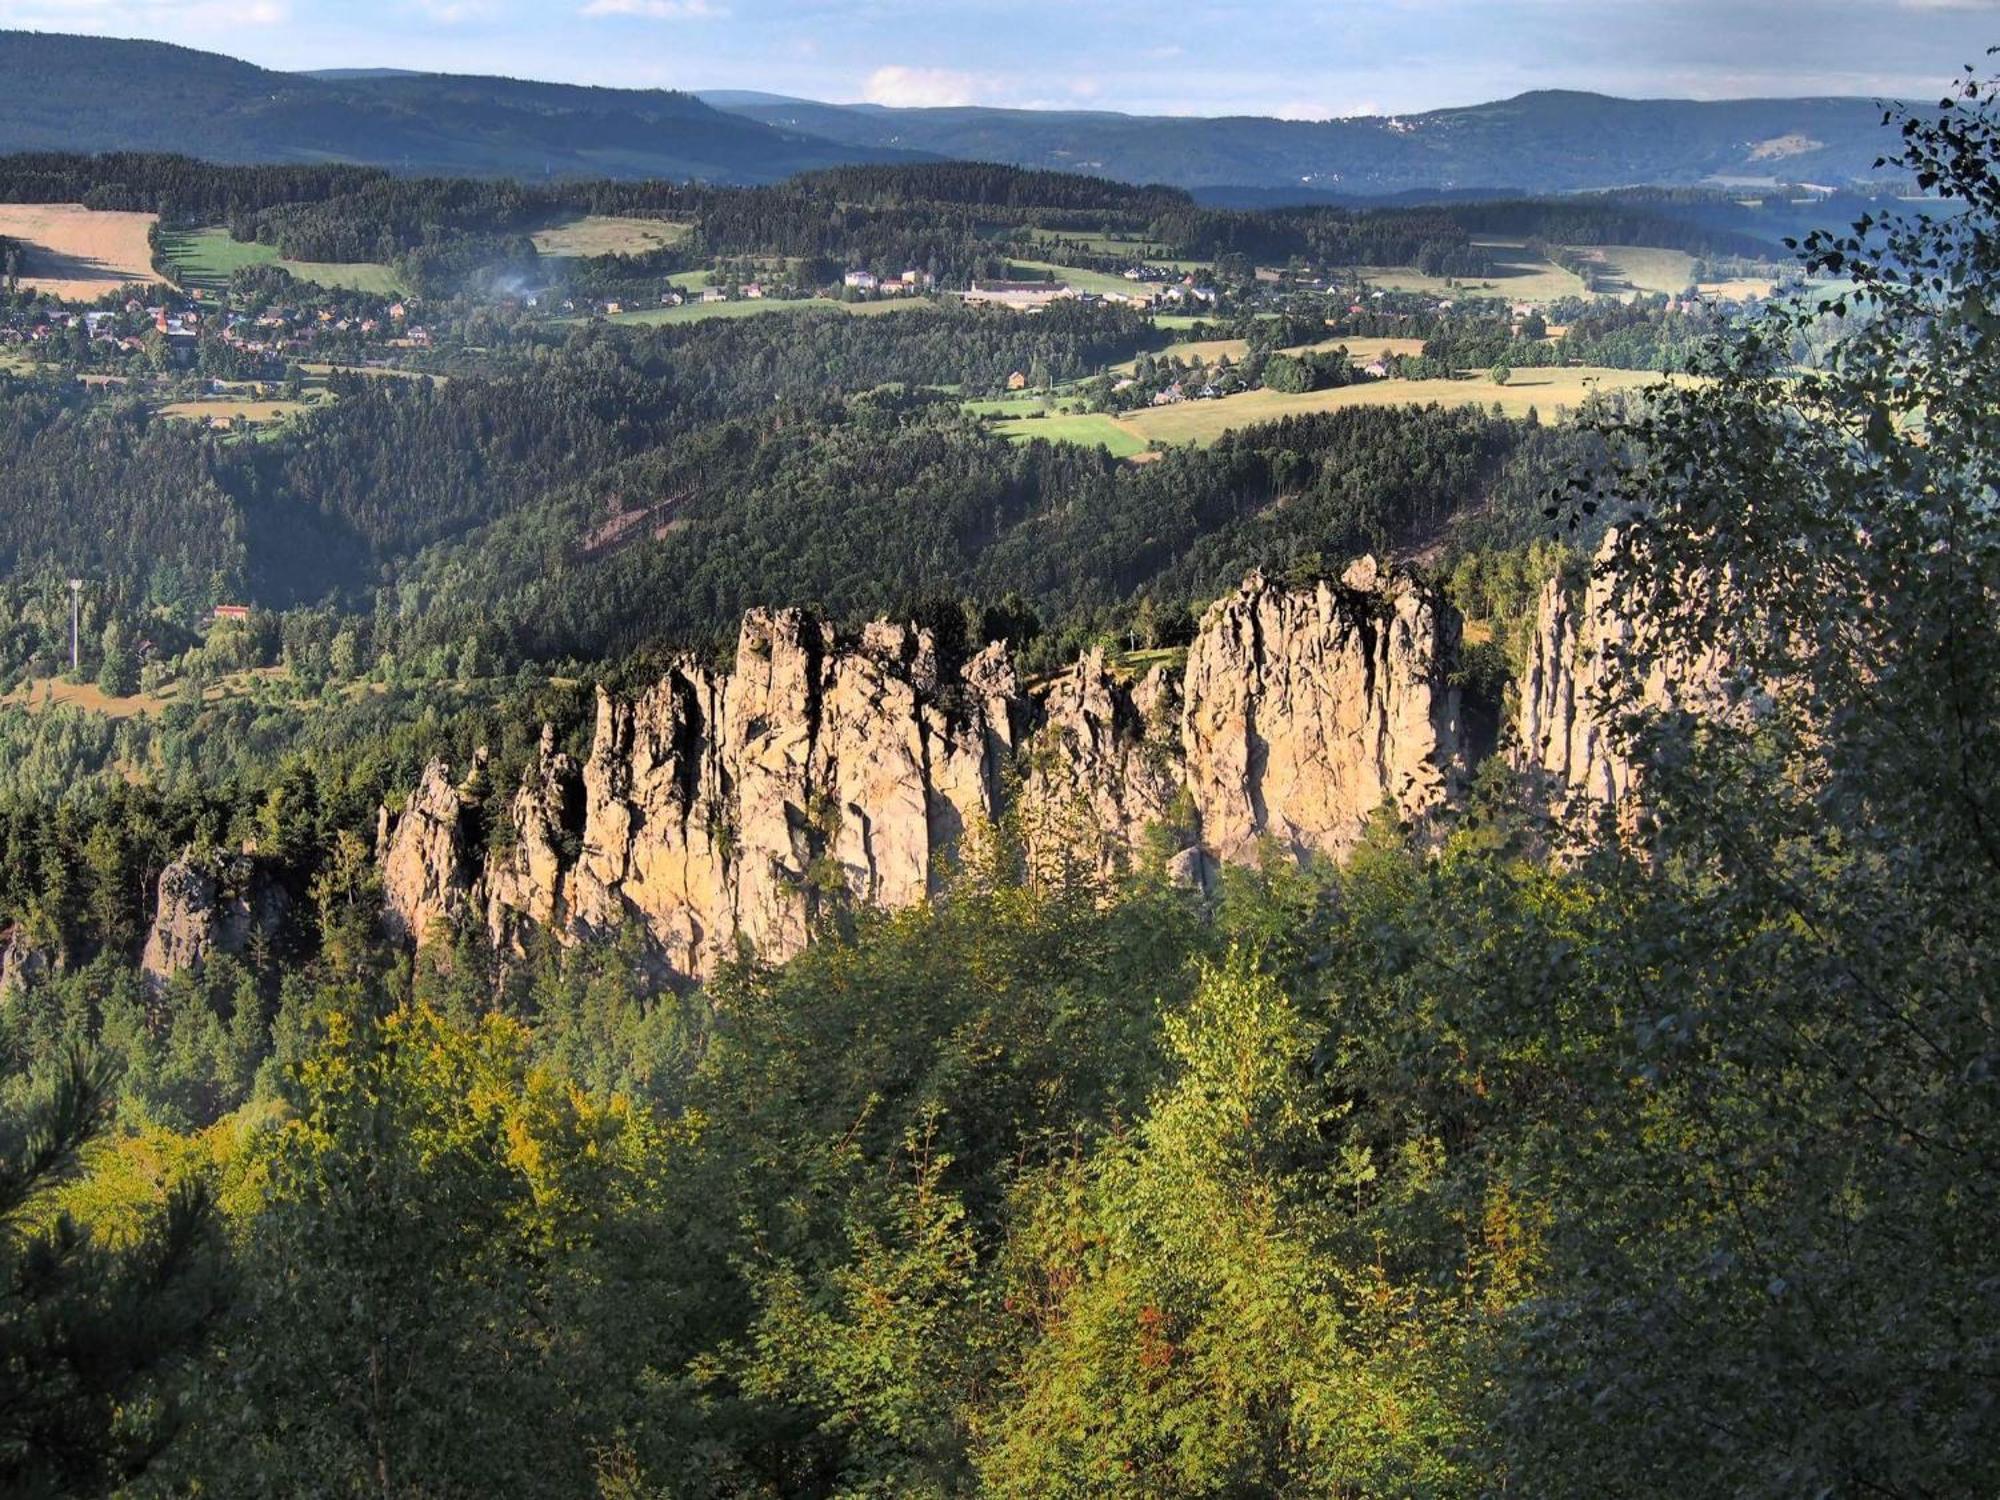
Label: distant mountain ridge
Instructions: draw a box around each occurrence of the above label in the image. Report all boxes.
[0,29,1906,193]
[708,87,1909,194]
[0,31,925,183]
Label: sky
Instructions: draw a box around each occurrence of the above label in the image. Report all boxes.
[0,0,1995,116]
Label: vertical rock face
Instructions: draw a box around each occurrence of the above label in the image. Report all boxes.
[141,849,286,988]
[1017,649,1187,887]
[1516,564,1635,805]
[380,758,480,946]
[1515,533,1751,812]
[375,560,1469,986]
[1182,559,1464,865]
[0,926,49,998]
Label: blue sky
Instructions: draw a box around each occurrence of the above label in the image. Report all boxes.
[1,0,1996,115]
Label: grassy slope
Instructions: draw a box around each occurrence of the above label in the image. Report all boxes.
[162,227,405,297]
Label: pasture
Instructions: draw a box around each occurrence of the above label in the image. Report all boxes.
[161,228,405,297]
[530,215,692,258]
[0,204,159,301]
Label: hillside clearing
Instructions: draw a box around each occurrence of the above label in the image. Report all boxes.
[1003,258,1160,299]
[530,215,693,258]
[0,204,159,301]
[161,227,405,296]
[1361,240,1587,304]
[157,396,319,427]
[1569,244,1698,296]
[992,411,1150,459]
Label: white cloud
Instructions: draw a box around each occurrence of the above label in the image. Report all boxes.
[578,0,722,17]
[412,0,496,21]
[862,64,984,108]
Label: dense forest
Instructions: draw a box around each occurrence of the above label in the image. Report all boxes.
[1,59,1995,1500]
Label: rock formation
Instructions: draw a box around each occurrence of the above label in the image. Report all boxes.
[1181,558,1464,864]
[0,926,49,998]
[379,562,1470,985]
[1515,532,1753,812]
[141,848,286,988]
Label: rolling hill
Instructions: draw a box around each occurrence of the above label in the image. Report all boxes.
[0,31,924,182]
[0,30,1907,194]
[708,88,1909,195]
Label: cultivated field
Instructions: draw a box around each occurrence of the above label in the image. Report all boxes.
[530,215,693,258]
[161,227,405,297]
[0,204,159,300]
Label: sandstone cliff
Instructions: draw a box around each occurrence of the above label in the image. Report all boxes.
[379,563,1469,984]
[1515,532,1752,812]
[141,848,287,988]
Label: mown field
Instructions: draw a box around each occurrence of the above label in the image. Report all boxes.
[1119,366,1674,443]
[529,215,693,258]
[0,203,158,300]
[1002,258,1160,299]
[992,411,1151,458]
[1361,239,1587,303]
[161,227,405,296]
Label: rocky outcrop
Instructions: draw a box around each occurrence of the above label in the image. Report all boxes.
[141,849,287,988]
[380,758,481,945]
[1017,649,1187,887]
[1516,533,1753,812]
[0,926,49,998]
[378,561,1470,986]
[1182,558,1464,865]
[1516,562,1634,806]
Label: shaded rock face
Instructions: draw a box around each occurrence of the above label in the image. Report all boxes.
[379,563,1469,985]
[141,849,287,988]
[1515,534,1749,812]
[0,927,49,998]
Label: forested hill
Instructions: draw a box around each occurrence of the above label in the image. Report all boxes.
[711,88,1909,194]
[0,31,923,182]
[0,29,1904,193]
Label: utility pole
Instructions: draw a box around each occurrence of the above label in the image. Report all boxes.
[67,579,81,674]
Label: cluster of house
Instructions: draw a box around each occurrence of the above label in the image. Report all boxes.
[0,293,429,366]
[216,297,429,361]
[842,269,938,296]
[0,300,160,355]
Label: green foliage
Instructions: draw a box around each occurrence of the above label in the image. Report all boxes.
[0,1050,227,1497]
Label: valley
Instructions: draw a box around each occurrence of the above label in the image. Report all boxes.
[0,20,1990,1500]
